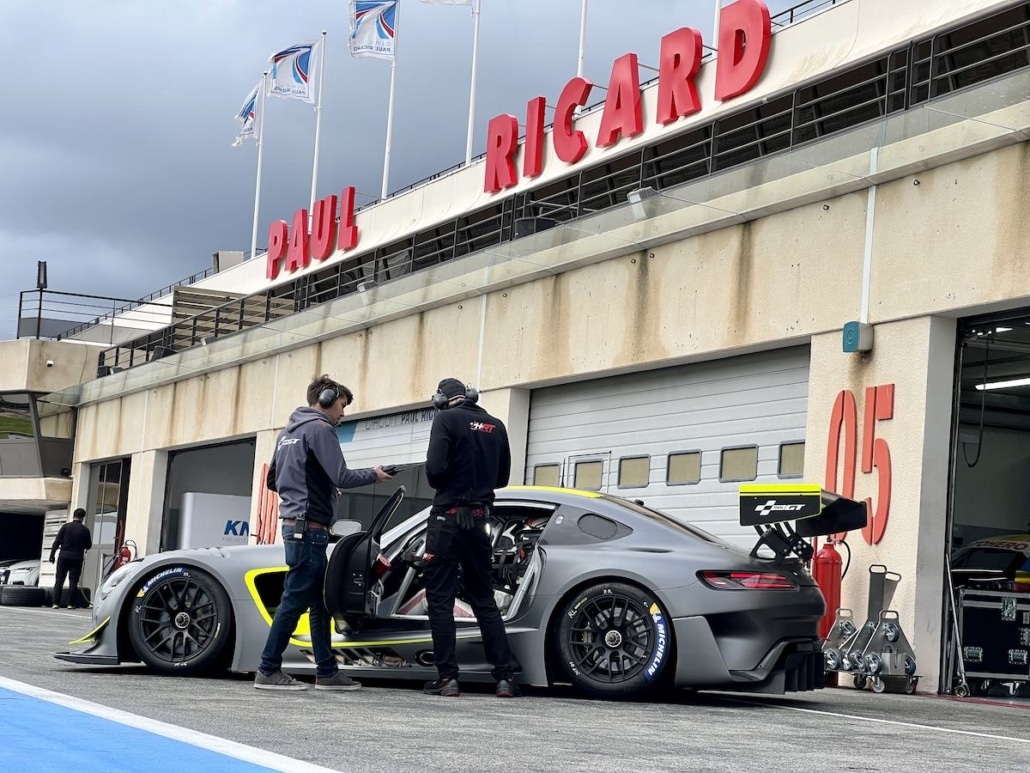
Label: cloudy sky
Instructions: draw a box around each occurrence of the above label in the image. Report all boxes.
[0,0,800,339]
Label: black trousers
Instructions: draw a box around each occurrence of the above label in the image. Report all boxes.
[422,510,516,681]
[53,556,85,607]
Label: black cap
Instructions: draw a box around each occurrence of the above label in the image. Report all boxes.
[437,378,467,400]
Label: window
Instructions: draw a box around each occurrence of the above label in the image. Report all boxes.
[574,460,603,491]
[533,464,561,487]
[618,456,650,488]
[720,446,758,482]
[778,442,805,478]
[666,451,701,485]
[0,393,39,477]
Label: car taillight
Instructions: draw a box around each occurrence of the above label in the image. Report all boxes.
[699,571,797,590]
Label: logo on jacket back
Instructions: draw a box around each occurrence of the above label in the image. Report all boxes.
[469,421,495,434]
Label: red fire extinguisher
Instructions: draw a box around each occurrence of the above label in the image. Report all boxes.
[812,538,842,640]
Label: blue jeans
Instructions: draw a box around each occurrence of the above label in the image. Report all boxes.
[258,525,337,679]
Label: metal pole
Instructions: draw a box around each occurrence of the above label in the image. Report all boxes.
[464,0,482,164]
[309,31,328,213]
[250,71,269,259]
[577,0,588,80]
[713,0,721,51]
[381,18,400,200]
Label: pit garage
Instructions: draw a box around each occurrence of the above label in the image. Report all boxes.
[524,346,811,549]
[947,312,1030,699]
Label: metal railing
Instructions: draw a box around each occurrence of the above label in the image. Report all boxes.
[97,1,1030,374]
[17,290,174,344]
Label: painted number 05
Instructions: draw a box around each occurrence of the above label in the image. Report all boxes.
[824,384,894,545]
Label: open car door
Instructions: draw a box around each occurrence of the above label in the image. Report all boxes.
[325,486,406,632]
[738,483,868,561]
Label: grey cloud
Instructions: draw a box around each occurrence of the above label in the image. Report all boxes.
[0,0,799,338]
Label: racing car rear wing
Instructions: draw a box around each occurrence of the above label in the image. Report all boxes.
[738,484,868,562]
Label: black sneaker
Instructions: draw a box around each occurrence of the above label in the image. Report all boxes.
[423,677,460,697]
[495,678,521,698]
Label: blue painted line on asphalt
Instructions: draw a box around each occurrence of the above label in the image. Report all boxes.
[0,687,281,773]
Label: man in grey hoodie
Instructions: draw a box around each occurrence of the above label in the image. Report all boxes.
[255,374,392,692]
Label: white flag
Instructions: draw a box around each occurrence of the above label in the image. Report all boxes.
[232,82,261,147]
[268,40,320,103]
[420,0,472,4]
[350,0,398,60]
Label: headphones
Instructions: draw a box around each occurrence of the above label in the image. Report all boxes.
[317,382,341,408]
[431,384,479,410]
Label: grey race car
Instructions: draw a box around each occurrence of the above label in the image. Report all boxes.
[56,484,860,698]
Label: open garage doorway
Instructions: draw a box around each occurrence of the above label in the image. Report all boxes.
[946,312,1030,699]
[160,439,256,551]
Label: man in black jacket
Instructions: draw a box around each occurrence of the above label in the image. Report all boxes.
[422,377,519,698]
[255,374,392,692]
[49,508,92,609]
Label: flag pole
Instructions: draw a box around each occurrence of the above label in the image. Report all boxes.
[250,71,269,260]
[309,30,328,214]
[577,0,588,80]
[713,0,722,51]
[381,2,400,199]
[464,0,482,164]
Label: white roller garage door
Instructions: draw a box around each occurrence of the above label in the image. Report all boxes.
[525,346,811,548]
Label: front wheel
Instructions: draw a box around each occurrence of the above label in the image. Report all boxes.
[556,582,674,699]
[128,566,232,675]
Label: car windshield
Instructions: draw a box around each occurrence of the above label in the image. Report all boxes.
[598,494,729,546]
[953,547,1024,573]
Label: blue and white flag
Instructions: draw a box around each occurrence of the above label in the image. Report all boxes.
[268,40,320,102]
[232,81,261,147]
[349,0,397,60]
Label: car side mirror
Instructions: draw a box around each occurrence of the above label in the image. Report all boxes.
[331,520,362,538]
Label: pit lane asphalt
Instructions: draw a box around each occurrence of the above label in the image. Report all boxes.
[1,605,1027,773]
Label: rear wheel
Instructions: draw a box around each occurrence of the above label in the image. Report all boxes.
[556,582,673,699]
[127,566,232,675]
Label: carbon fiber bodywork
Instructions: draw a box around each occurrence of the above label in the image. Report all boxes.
[56,486,826,695]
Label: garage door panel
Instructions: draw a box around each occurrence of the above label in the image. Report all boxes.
[526,347,810,545]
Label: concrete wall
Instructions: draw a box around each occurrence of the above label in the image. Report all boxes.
[0,339,101,394]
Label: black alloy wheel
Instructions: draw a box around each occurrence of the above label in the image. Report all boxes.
[556,581,673,698]
[128,567,231,675]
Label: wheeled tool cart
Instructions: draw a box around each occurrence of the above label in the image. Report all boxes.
[957,589,1030,697]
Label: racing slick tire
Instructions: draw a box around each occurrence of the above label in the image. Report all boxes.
[1,585,45,607]
[128,566,232,675]
[556,581,674,699]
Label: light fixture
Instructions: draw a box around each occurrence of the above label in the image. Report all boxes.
[974,377,1030,391]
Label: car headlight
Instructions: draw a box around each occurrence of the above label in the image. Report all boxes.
[98,561,141,601]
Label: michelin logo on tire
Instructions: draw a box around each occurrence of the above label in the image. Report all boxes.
[645,602,669,680]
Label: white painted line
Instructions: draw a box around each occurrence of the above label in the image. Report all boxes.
[726,697,1030,744]
[0,676,344,773]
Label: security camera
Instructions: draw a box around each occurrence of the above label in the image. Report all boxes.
[46,360,54,368]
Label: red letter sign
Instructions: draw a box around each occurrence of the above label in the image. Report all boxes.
[338,186,359,252]
[715,0,772,101]
[310,194,338,261]
[266,220,289,281]
[523,97,547,179]
[285,209,310,274]
[656,28,703,125]
[597,53,643,148]
[484,114,519,193]
[554,77,593,164]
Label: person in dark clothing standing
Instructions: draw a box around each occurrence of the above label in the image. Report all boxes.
[422,377,520,698]
[49,508,92,609]
[255,374,392,692]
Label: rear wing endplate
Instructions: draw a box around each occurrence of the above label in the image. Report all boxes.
[738,484,868,561]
